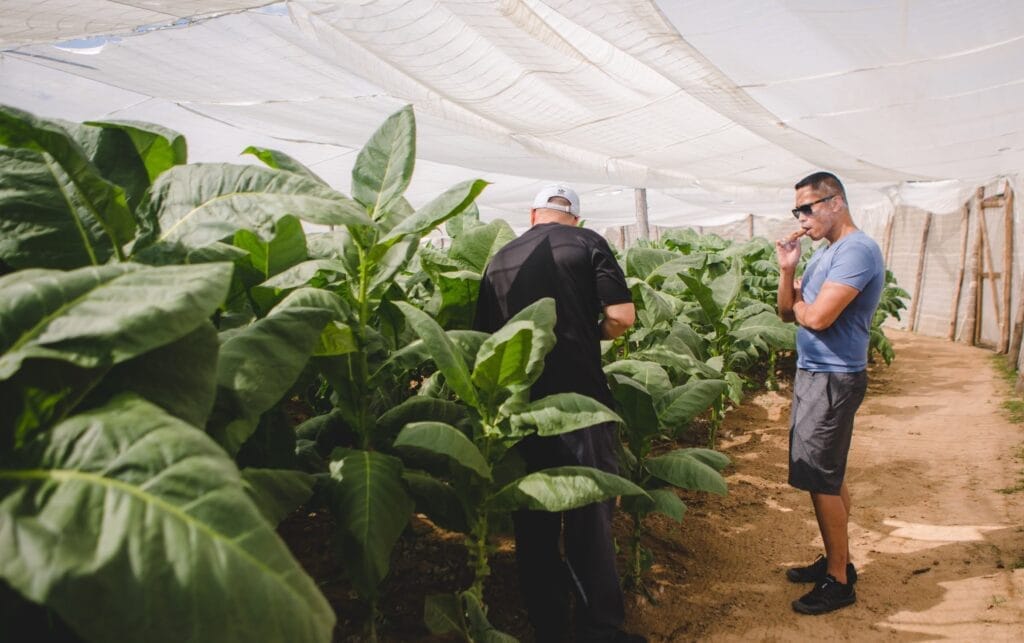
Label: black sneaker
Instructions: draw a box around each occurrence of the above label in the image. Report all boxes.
[786,554,857,584]
[792,574,856,615]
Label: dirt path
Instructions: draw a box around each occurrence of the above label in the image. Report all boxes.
[625,330,1024,641]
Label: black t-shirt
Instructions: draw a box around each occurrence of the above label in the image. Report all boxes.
[474,222,632,407]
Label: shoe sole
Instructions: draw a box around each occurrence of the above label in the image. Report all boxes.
[791,594,856,615]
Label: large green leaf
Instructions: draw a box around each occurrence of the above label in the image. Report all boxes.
[624,247,679,280]
[394,302,479,408]
[0,105,134,259]
[630,280,675,328]
[208,288,342,455]
[233,214,308,280]
[403,471,469,533]
[492,465,648,511]
[448,219,516,273]
[379,179,488,248]
[645,449,729,495]
[608,374,659,456]
[0,263,231,380]
[463,590,519,642]
[135,163,371,250]
[395,422,491,480]
[604,360,672,398]
[710,258,744,312]
[0,147,116,270]
[243,146,326,185]
[656,379,728,429]
[679,273,721,321]
[366,238,418,297]
[472,322,534,409]
[351,105,415,220]
[328,450,414,600]
[730,310,796,350]
[511,393,622,437]
[85,120,187,182]
[0,395,334,643]
[241,467,317,525]
[88,322,219,428]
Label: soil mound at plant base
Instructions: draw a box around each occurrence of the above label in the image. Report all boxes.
[281,330,1024,641]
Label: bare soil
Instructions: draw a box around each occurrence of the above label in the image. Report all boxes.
[281,330,1024,641]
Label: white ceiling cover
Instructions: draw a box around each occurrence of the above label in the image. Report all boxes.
[1,1,1022,229]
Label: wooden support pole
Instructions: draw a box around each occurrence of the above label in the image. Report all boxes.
[1000,183,1014,353]
[948,202,970,340]
[1009,185,1024,366]
[962,188,984,345]
[979,205,1002,346]
[634,188,650,241]
[908,212,932,332]
[882,213,896,266]
[747,213,754,240]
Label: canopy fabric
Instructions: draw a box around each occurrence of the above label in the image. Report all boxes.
[1,1,1022,229]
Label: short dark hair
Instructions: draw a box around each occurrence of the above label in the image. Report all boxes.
[795,171,847,202]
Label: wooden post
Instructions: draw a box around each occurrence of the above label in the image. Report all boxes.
[962,188,985,345]
[908,212,932,332]
[747,213,754,240]
[634,188,650,241]
[948,203,971,340]
[1000,183,1014,353]
[979,205,1002,346]
[882,213,896,266]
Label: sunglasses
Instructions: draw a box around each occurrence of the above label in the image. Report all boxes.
[791,194,836,219]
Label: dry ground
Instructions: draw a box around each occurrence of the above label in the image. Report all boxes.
[283,330,1024,641]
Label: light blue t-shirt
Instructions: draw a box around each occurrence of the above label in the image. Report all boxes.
[796,230,884,372]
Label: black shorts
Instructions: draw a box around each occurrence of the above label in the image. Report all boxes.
[788,369,867,494]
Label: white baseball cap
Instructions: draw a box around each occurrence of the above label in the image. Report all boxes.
[532,184,580,216]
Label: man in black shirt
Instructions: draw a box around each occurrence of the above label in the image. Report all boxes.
[474,185,642,643]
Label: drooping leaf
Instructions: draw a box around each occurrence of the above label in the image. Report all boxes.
[243,146,326,184]
[645,449,729,496]
[395,421,491,480]
[624,247,679,280]
[608,374,659,457]
[377,397,472,444]
[328,450,414,600]
[0,395,335,643]
[403,471,469,533]
[0,105,134,259]
[87,321,219,428]
[0,263,231,380]
[351,105,415,220]
[0,147,116,269]
[604,360,672,398]
[85,120,187,182]
[463,590,519,643]
[492,465,648,511]
[656,379,728,429]
[679,273,721,322]
[134,163,371,251]
[710,258,744,313]
[241,467,317,525]
[208,288,342,455]
[730,310,796,351]
[646,488,688,522]
[511,393,623,437]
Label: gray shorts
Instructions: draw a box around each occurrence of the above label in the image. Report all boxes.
[789,369,868,494]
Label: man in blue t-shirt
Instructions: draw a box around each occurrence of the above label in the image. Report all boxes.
[775,172,884,615]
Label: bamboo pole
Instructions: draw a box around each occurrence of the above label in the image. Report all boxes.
[908,212,932,332]
[1000,183,1014,353]
[979,205,1002,346]
[882,213,896,266]
[948,202,970,340]
[634,188,650,241]
[962,188,984,345]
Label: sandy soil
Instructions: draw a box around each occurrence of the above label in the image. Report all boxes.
[625,330,1024,641]
[283,330,1024,641]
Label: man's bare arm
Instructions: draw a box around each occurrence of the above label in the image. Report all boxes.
[601,302,635,339]
[792,281,859,331]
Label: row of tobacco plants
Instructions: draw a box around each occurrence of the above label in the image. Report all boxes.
[0,104,906,642]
